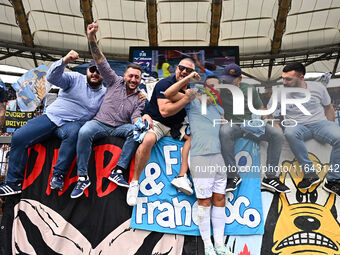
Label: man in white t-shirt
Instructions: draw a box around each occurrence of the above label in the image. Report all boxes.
[274,62,340,195]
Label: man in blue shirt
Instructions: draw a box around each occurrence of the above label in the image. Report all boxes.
[0,50,106,196]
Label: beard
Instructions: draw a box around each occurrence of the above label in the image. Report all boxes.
[87,76,102,88]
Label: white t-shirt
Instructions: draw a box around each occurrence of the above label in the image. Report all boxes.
[268,81,331,124]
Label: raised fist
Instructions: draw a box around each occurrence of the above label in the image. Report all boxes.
[87,22,99,39]
[62,50,79,64]
[189,71,201,82]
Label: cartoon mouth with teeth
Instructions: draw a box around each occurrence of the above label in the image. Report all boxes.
[272,153,340,255]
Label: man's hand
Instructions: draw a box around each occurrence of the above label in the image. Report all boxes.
[87,22,98,40]
[138,92,147,102]
[188,71,201,82]
[184,89,196,103]
[142,114,154,130]
[62,50,79,64]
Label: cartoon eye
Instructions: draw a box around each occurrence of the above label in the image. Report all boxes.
[309,189,318,203]
[296,189,304,203]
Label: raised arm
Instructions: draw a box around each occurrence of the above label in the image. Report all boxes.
[193,54,205,73]
[46,50,79,90]
[164,71,200,102]
[87,22,117,86]
[87,23,104,63]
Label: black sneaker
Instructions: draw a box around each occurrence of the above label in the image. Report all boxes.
[226,174,242,192]
[0,182,22,196]
[323,179,340,196]
[262,177,290,193]
[297,174,320,189]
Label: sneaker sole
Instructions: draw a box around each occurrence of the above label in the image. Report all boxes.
[322,185,340,196]
[0,190,22,196]
[298,178,321,189]
[108,176,129,188]
[50,185,63,191]
[70,183,91,199]
[171,182,193,195]
[50,182,63,191]
[261,182,291,193]
[176,186,193,195]
[225,186,237,192]
[225,178,242,192]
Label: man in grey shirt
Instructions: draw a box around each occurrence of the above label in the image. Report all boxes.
[70,23,148,198]
[270,62,340,195]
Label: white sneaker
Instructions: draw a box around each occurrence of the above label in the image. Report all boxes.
[171,175,193,195]
[126,180,139,206]
[215,245,227,255]
[215,245,236,255]
[204,245,217,255]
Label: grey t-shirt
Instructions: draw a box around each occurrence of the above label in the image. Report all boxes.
[268,81,331,124]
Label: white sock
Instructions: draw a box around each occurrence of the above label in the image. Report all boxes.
[78,175,88,181]
[197,205,213,248]
[212,206,226,248]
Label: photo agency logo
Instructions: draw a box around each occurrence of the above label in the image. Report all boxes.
[197,84,312,128]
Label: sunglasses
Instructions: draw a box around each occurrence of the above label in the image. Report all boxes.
[178,65,194,73]
[89,66,100,75]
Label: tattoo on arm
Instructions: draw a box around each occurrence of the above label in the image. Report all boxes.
[89,41,104,61]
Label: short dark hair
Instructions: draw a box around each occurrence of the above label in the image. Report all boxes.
[126,63,142,73]
[283,62,306,75]
[205,75,220,83]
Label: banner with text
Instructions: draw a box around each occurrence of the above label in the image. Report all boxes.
[4,111,34,133]
[131,137,264,235]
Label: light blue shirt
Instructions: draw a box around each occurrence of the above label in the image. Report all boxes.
[188,98,224,156]
[45,59,106,126]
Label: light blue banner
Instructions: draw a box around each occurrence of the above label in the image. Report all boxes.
[225,138,264,235]
[11,65,50,112]
[131,137,263,236]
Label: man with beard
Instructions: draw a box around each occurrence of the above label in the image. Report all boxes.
[274,62,340,194]
[0,50,106,196]
[126,57,196,206]
[70,23,146,198]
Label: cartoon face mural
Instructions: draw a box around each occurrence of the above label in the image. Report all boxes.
[272,153,340,255]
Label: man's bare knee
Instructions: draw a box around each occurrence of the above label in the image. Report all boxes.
[141,132,157,148]
[212,193,225,207]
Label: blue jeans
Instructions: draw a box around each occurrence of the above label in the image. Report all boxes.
[76,120,139,176]
[285,120,340,181]
[219,123,283,178]
[6,114,83,184]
